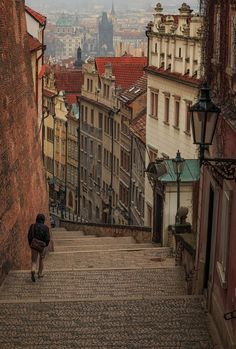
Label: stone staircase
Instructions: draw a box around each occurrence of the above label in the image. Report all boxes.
[0,228,220,348]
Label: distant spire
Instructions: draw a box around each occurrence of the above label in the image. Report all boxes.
[111,2,115,16]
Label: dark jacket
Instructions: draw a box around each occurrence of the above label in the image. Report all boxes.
[28,222,50,247]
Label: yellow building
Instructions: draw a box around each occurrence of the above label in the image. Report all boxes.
[145,3,203,244]
[80,56,147,223]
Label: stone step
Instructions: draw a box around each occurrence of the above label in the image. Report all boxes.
[45,248,172,270]
[0,297,213,348]
[0,268,186,302]
[54,243,156,252]
[52,234,136,244]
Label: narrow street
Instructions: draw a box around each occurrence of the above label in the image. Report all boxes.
[0,228,219,348]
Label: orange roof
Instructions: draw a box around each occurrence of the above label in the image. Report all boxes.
[65,94,80,106]
[38,64,48,79]
[119,74,147,104]
[130,111,146,144]
[27,33,42,52]
[55,70,83,93]
[25,5,46,26]
[146,66,201,87]
[95,57,147,90]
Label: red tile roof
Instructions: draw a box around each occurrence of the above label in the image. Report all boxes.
[25,5,46,26]
[95,57,147,90]
[38,64,48,79]
[119,74,147,104]
[55,70,83,93]
[146,66,201,87]
[27,33,42,52]
[65,94,80,106]
[130,111,146,144]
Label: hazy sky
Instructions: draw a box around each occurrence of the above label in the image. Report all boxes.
[25,0,200,13]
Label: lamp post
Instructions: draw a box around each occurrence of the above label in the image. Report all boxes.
[189,84,236,181]
[172,150,185,224]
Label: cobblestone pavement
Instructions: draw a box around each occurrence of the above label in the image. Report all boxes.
[0,298,213,349]
[0,268,186,301]
[0,229,216,348]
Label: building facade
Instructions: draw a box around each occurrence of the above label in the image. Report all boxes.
[25,6,46,136]
[145,3,202,244]
[195,1,236,347]
[118,75,147,225]
[80,56,147,223]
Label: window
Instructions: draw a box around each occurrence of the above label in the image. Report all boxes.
[47,127,54,142]
[90,140,93,154]
[164,97,170,124]
[84,137,87,152]
[81,105,84,122]
[217,182,232,288]
[185,102,192,134]
[99,113,103,129]
[97,144,102,161]
[85,106,88,123]
[91,109,94,125]
[87,78,90,91]
[178,47,182,58]
[174,100,180,128]
[90,80,93,92]
[155,43,157,53]
[150,91,158,118]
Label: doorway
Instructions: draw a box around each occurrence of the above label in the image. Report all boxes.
[204,186,215,289]
[153,192,163,244]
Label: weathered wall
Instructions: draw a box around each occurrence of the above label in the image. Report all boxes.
[0,0,49,282]
[60,221,152,243]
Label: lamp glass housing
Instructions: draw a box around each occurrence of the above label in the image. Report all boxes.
[191,111,219,145]
[190,84,220,146]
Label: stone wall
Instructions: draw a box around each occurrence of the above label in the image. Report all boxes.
[60,221,152,243]
[0,0,49,283]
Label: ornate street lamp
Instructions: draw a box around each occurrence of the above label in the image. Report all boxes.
[190,84,220,164]
[189,84,236,182]
[172,150,185,224]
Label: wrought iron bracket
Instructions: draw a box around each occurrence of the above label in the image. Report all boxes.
[202,158,236,182]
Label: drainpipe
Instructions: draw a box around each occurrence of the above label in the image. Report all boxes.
[128,134,133,225]
[77,100,81,221]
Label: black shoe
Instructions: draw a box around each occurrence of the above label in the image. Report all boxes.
[31,271,36,282]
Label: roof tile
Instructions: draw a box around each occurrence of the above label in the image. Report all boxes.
[25,5,46,26]
[55,70,83,93]
[95,57,147,90]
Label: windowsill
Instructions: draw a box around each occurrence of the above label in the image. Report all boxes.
[97,159,101,163]
[149,114,158,120]
[216,262,227,289]
[163,121,169,126]
[172,125,180,131]
[184,130,191,137]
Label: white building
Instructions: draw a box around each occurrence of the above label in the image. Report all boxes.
[144,3,203,244]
